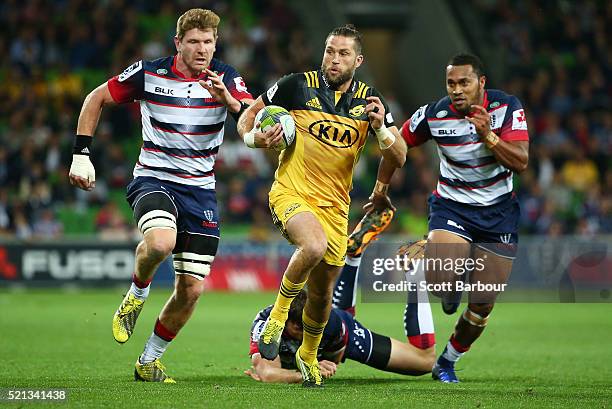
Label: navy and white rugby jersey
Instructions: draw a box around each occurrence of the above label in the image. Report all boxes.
[401,90,529,206]
[107,56,252,189]
[249,305,346,369]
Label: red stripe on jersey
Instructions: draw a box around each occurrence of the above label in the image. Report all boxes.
[408,333,436,349]
[438,141,483,147]
[401,120,430,147]
[500,127,529,142]
[107,77,138,104]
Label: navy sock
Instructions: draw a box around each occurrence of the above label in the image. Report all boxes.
[332,256,361,314]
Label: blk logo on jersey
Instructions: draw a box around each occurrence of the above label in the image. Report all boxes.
[154,86,174,96]
[308,120,359,148]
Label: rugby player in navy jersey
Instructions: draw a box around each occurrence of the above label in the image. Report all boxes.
[367,54,529,383]
[68,9,253,382]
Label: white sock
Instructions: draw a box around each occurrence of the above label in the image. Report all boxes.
[129,282,150,300]
[140,333,170,363]
[345,256,362,267]
[442,341,464,363]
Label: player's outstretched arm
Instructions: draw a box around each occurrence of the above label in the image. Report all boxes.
[69,83,116,191]
[245,354,303,383]
[237,96,283,149]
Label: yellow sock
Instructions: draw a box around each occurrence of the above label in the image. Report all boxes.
[269,275,306,323]
[299,312,327,364]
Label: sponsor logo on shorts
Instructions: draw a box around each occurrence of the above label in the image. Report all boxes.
[284,203,301,218]
[202,210,218,228]
[447,219,465,231]
[500,233,512,244]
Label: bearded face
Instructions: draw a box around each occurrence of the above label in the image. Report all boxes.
[321,35,363,90]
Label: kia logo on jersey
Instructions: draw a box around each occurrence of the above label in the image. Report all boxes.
[308,120,359,148]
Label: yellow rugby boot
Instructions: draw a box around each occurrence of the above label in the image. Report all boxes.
[295,351,323,388]
[134,359,176,383]
[257,317,285,360]
[112,293,145,344]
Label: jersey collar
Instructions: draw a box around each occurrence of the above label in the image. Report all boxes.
[320,69,358,94]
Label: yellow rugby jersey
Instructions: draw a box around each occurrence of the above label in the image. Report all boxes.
[262,70,394,214]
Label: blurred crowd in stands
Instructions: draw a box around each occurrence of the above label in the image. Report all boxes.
[0,0,608,242]
[478,0,611,236]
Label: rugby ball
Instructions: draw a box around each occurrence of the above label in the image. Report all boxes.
[255,105,296,150]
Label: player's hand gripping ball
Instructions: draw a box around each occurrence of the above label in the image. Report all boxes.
[255,105,296,150]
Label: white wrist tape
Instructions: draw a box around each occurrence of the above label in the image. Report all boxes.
[69,154,96,182]
[244,129,257,148]
[374,125,396,150]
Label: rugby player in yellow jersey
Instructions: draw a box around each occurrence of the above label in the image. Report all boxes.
[237,24,406,387]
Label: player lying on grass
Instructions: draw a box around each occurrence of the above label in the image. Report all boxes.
[245,209,435,383]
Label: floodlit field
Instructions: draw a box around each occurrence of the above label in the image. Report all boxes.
[0,289,610,408]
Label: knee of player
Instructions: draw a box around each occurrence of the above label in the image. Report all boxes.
[300,239,327,263]
[467,302,494,318]
[145,237,176,262]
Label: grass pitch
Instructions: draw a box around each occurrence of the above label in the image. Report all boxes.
[0,288,610,408]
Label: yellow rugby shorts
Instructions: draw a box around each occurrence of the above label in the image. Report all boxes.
[269,188,347,266]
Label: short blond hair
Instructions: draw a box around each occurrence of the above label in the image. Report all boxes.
[176,8,220,40]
